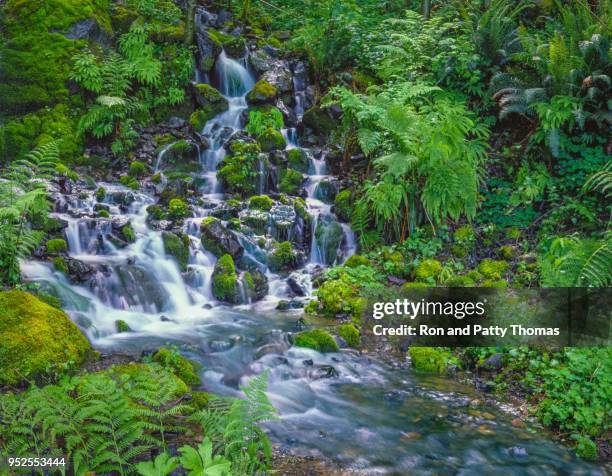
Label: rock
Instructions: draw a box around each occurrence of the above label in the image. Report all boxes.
[269,205,297,241]
[287,274,308,296]
[268,241,300,272]
[244,269,268,301]
[508,446,528,457]
[200,218,243,259]
[160,315,175,322]
[247,80,278,105]
[276,300,290,310]
[66,258,95,283]
[61,19,110,46]
[162,231,190,271]
[196,31,222,72]
[115,320,131,333]
[191,83,229,125]
[212,254,241,304]
[249,49,276,75]
[0,291,91,385]
[303,359,313,366]
[159,140,200,173]
[261,67,293,93]
[478,353,505,372]
[511,418,527,428]
[313,215,344,265]
[313,179,337,203]
[311,365,339,379]
[287,148,309,173]
[241,209,269,234]
[257,127,286,152]
[113,265,171,312]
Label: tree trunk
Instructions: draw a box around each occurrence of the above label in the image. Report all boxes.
[422,0,431,20]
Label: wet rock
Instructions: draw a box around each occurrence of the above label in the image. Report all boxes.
[295,317,307,331]
[261,67,293,94]
[313,179,337,203]
[508,446,528,457]
[113,265,171,312]
[61,19,110,46]
[269,205,297,241]
[244,269,269,302]
[478,353,505,372]
[66,258,95,283]
[276,300,290,311]
[249,49,276,75]
[160,315,175,322]
[287,274,307,296]
[311,365,339,380]
[162,231,190,272]
[240,209,269,234]
[303,359,313,366]
[211,203,241,220]
[209,340,232,352]
[401,432,422,441]
[200,218,244,259]
[511,418,527,428]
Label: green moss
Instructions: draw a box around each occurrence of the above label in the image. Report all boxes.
[278,169,304,195]
[315,278,365,318]
[247,80,278,104]
[98,210,110,218]
[249,195,273,211]
[96,186,106,202]
[120,175,139,190]
[451,244,467,258]
[152,347,201,386]
[121,223,136,243]
[574,436,598,460]
[414,259,442,282]
[478,259,509,280]
[409,347,449,374]
[268,241,297,271]
[257,127,286,152]
[115,320,131,333]
[444,275,475,287]
[338,323,360,349]
[53,256,69,274]
[147,204,166,220]
[168,198,190,220]
[129,160,147,177]
[498,245,515,259]
[334,189,353,222]
[402,282,431,288]
[294,329,339,352]
[287,148,309,173]
[0,291,91,384]
[453,225,475,245]
[212,254,239,302]
[162,231,190,271]
[466,270,483,282]
[46,238,68,254]
[189,85,228,130]
[481,279,508,288]
[217,141,262,197]
[344,255,370,268]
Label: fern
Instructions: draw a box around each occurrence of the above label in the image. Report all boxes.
[583,161,612,198]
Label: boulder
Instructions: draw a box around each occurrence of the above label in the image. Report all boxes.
[247,80,278,105]
[162,231,191,271]
[196,31,222,72]
[200,218,244,259]
[269,205,297,241]
[66,258,95,283]
[249,49,276,75]
[478,353,506,372]
[261,67,293,94]
[0,291,91,385]
[212,254,241,303]
[243,269,269,301]
[61,19,110,46]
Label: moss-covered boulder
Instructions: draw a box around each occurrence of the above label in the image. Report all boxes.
[161,140,201,173]
[312,278,365,318]
[217,141,262,197]
[334,189,353,222]
[162,231,191,271]
[190,84,229,132]
[257,127,286,152]
[408,347,450,374]
[294,329,339,352]
[338,323,361,349]
[200,217,244,259]
[46,238,68,254]
[0,291,91,384]
[414,259,442,283]
[267,241,299,272]
[287,148,309,173]
[249,195,274,211]
[344,255,370,268]
[152,347,201,386]
[302,106,337,136]
[247,80,278,104]
[278,169,304,195]
[212,254,241,303]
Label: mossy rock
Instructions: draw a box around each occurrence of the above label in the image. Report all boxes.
[444,275,475,287]
[314,216,344,265]
[249,195,274,211]
[152,347,201,386]
[315,278,365,318]
[344,255,370,268]
[115,319,131,333]
[334,189,353,222]
[0,291,91,385]
[453,225,475,246]
[108,362,189,397]
[302,106,337,136]
[46,238,68,254]
[414,259,442,282]
[278,169,304,195]
[257,127,286,152]
[247,80,278,104]
[409,347,450,374]
[338,323,360,349]
[191,84,229,127]
[161,140,201,173]
[212,254,240,303]
[162,231,190,272]
[267,241,298,272]
[287,148,309,173]
[294,329,339,352]
[402,282,432,288]
[129,160,147,177]
[478,259,509,280]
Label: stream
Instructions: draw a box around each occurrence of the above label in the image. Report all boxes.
[22,44,607,475]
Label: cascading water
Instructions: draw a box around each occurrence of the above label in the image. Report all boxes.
[21,37,606,475]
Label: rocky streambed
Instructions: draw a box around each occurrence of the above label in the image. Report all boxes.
[21,6,608,475]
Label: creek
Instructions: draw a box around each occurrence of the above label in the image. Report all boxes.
[22,43,606,476]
